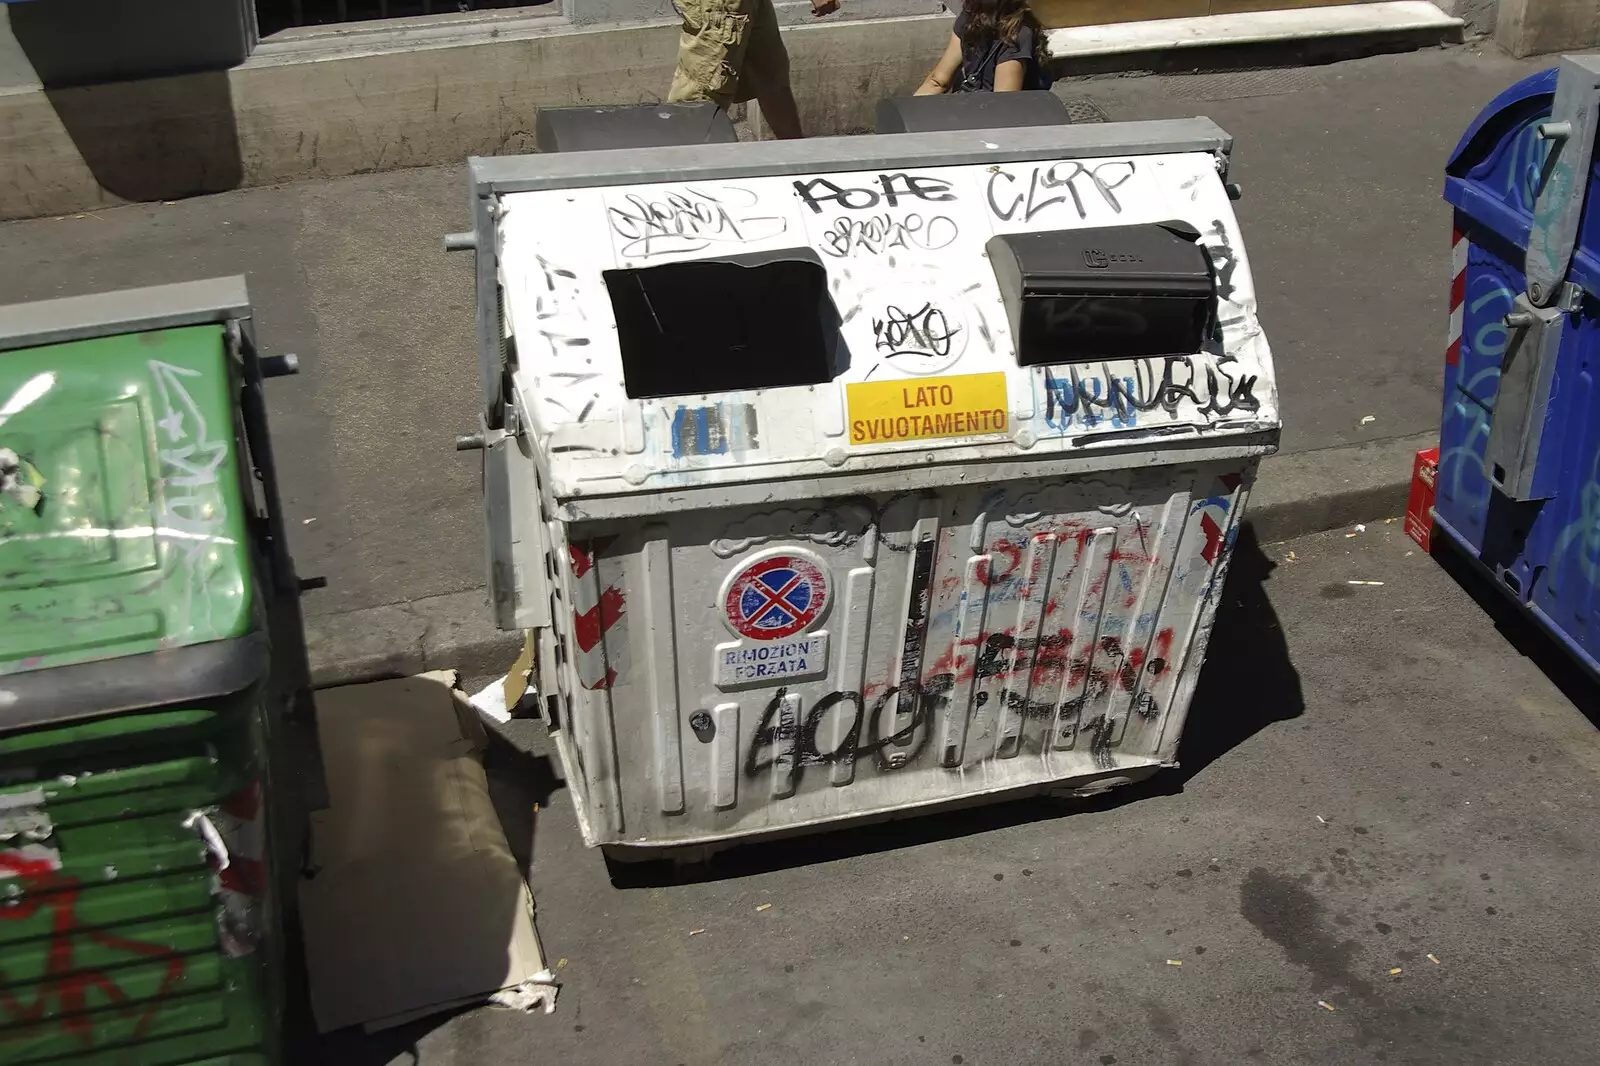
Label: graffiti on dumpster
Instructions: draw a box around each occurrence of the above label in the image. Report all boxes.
[1040,354,1261,432]
[149,360,235,639]
[873,302,962,362]
[740,617,1182,789]
[819,213,959,259]
[986,161,1137,224]
[1438,273,1514,519]
[1548,446,1600,593]
[734,514,1194,789]
[526,254,606,425]
[1205,217,1241,303]
[1501,120,1553,213]
[0,856,187,1050]
[607,185,787,259]
[0,372,57,519]
[792,174,957,215]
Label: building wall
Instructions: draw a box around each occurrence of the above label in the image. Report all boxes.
[1434,0,1499,35]
[0,12,962,220]
[1,8,38,90]
[0,0,946,92]
[0,0,256,91]
[1496,0,1600,56]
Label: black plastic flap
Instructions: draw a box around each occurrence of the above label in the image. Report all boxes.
[535,103,738,153]
[603,249,840,399]
[988,223,1216,364]
[992,223,1211,298]
[875,91,1070,134]
[0,634,268,735]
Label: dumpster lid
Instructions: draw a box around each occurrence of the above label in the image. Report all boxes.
[0,276,251,352]
[1446,67,1558,176]
[0,634,268,734]
[987,222,1214,298]
[1443,59,1600,300]
[480,121,1278,511]
[987,223,1218,366]
[0,299,257,682]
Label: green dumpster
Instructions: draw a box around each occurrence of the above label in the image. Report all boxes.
[0,278,310,1065]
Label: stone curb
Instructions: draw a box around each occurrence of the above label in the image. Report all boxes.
[305,430,1436,689]
[1245,430,1435,545]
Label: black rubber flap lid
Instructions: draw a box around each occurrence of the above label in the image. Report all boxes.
[535,102,737,153]
[998,222,1214,299]
[0,634,268,735]
[875,91,1069,134]
[990,222,1217,364]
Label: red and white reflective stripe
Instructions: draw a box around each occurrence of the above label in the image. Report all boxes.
[569,541,628,691]
[210,780,266,956]
[216,780,265,898]
[1447,224,1468,366]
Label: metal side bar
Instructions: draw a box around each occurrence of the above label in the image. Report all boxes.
[1484,294,1564,500]
[1526,53,1600,308]
[0,277,252,352]
[469,118,1234,195]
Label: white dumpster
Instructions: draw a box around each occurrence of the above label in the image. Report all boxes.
[455,122,1279,855]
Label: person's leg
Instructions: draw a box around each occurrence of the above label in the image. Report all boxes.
[742,0,804,139]
[758,84,804,140]
[666,0,752,108]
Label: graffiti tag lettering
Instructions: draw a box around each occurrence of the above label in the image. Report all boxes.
[793,174,956,215]
[739,623,1178,787]
[607,186,786,258]
[0,859,187,1049]
[820,213,958,258]
[1042,356,1260,431]
[986,161,1137,223]
[149,360,232,637]
[873,302,960,360]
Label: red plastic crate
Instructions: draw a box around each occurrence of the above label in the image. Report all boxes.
[1405,446,1439,551]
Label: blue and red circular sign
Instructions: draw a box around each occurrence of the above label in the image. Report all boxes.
[723,554,830,640]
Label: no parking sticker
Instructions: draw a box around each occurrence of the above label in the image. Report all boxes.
[723,554,830,641]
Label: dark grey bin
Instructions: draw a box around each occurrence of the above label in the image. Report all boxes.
[535,103,739,153]
[875,91,1069,134]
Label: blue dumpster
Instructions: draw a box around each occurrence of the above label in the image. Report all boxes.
[1438,54,1600,672]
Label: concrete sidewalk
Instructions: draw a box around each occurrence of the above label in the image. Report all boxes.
[0,43,1543,684]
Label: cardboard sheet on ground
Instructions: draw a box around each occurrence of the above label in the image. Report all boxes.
[299,670,553,1033]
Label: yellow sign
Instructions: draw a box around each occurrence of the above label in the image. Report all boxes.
[846,372,1009,446]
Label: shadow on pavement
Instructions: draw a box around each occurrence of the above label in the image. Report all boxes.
[1432,538,1600,731]
[609,522,1304,889]
[481,726,567,877]
[1171,521,1306,782]
[10,1,244,204]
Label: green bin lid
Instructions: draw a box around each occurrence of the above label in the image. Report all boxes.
[0,324,254,678]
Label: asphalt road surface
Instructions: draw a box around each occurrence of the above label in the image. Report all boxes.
[302,521,1600,1066]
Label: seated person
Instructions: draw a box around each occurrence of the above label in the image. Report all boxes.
[915,0,1049,95]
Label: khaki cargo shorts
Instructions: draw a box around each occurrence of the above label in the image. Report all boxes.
[667,0,789,107]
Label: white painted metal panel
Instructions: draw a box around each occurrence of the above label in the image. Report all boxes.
[553,462,1251,849]
[496,151,1276,504]
[485,140,1279,850]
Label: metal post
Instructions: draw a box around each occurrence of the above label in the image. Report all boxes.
[1524,54,1600,308]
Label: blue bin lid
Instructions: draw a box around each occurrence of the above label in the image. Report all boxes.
[1445,68,1558,177]
[1446,66,1600,296]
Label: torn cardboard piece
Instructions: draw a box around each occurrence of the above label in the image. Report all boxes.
[299,670,555,1033]
[468,633,537,726]
[503,631,536,709]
